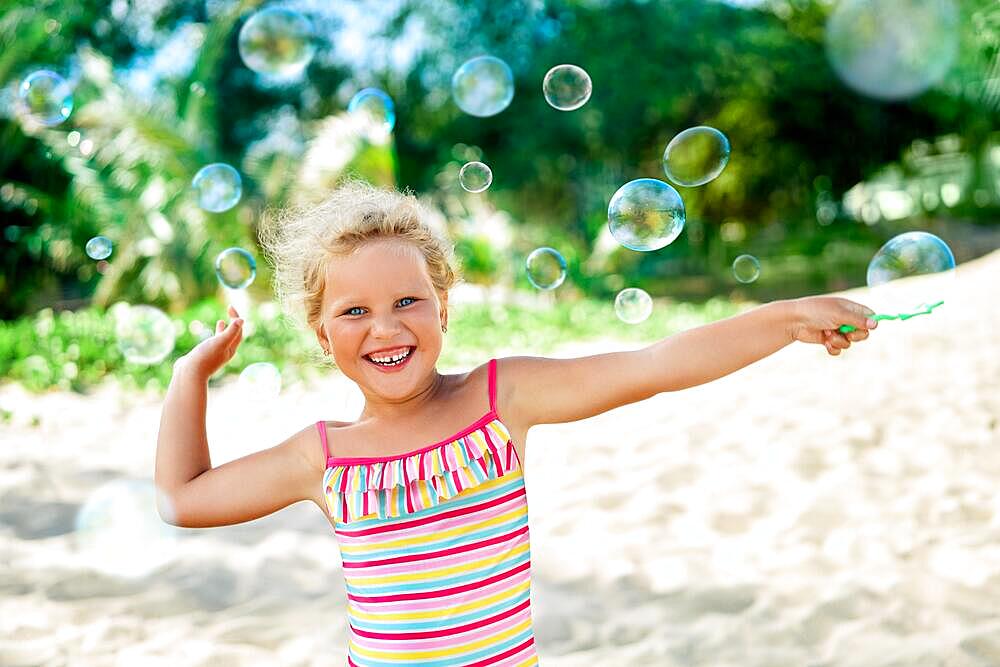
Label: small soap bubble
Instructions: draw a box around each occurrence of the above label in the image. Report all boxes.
[825,0,958,101]
[614,288,653,324]
[85,236,113,260]
[732,254,761,283]
[18,70,73,126]
[192,163,242,213]
[866,231,955,313]
[662,126,731,187]
[238,7,315,76]
[526,247,567,290]
[115,304,176,365]
[608,178,686,252]
[542,64,592,111]
[215,247,257,290]
[239,362,282,401]
[348,88,396,135]
[459,161,493,193]
[74,479,179,579]
[452,56,515,117]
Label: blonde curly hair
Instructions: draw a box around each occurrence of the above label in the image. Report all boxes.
[258,180,460,333]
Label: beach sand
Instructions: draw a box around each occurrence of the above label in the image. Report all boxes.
[1,249,998,666]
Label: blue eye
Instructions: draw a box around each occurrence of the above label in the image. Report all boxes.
[345,306,365,316]
[398,297,416,307]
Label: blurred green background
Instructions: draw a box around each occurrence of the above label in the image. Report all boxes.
[1,0,998,394]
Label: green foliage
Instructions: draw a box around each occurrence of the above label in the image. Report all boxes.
[0,0,997,329]
[0,296,745,393]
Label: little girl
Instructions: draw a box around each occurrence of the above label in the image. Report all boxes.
[155,180,876,666]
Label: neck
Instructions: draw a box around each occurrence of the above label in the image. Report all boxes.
[358,370,447,422]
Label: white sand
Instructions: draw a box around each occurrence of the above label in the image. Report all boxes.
[1,250,998,666]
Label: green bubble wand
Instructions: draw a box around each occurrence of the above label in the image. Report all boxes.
[838,299,944,334]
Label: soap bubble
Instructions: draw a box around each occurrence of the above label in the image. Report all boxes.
[732,254,761,283]
[663,126,731,187]
[615,288,653,324]
[608,178,686,252]
[238,7,316,77]
[866,231,955,313]
[459,161,493,193]
[18,70,73,126]
[239,362,282,401]
[115,304,176,365]
[452,56,515,117]
[825,0,959,101]
[85,236,113,260]
[74,479,179,579]
[215,247,257,289]
[542,64,592,111]
[192,163,242,213]
[348,87,396,136]
[526,247,567,290]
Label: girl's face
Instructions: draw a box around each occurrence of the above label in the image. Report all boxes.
[315,239,448,403]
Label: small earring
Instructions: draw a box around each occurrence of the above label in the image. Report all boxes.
[441,324,448,333]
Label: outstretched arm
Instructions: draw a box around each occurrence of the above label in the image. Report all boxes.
[498,296,875,427]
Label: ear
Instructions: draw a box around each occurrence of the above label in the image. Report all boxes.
[438,290,449,330]
[314,324,331,356]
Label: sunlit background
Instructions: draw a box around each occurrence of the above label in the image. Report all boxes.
[1,0,999,665]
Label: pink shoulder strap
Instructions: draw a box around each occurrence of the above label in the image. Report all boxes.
[315,421,330,461]
[488,358,498,414]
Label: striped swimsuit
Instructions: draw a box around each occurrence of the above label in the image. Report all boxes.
[319,359,539,666]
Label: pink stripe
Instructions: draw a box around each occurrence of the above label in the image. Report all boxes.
[345,539,523,579]
[348,561,531,603]
[491,641,539,667]
[342,524,530,570]
[328,411,498,465]
[349,599,531,643]
[349,609,532,652]
[465,637,536,667]
[338,497,526,553]
[348,569,531,613]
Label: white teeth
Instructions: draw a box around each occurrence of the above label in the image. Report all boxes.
[368,348,411,365]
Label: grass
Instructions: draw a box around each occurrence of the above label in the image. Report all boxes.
[0,295,750,394]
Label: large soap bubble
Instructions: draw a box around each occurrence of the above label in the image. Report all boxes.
[459,161,493,193]
[615,288,653,324]
[115,304,176,365]
[74,479,179,579]
[238,7,316,77]
[192,163,242,213]
[215,247,257,289]
[452,56,515,117]
[348,88,396,136]
[866,231,955,313]
[18,70,73,127]
[543,64,592,111]
[526,247,567,290]
[663,126,731,187]
[825,0,959,101]
[239,362,282,402]
[608,178,686,252]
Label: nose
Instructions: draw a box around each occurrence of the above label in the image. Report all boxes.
[369,309,402,338]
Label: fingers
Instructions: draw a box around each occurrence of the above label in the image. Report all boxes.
[845,299,877,331]
[228,304,240,319]
[823,329,850,355]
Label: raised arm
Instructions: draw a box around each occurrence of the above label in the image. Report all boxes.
[154,309,318,528]
[498,296,875,427]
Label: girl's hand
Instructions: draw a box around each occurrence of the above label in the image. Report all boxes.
[787,296,877,356]
[176,305,244,377]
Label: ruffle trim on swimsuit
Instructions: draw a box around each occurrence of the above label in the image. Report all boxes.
[322,417,520,524]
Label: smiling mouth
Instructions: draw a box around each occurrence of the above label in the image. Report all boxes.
[364,347,414,367]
